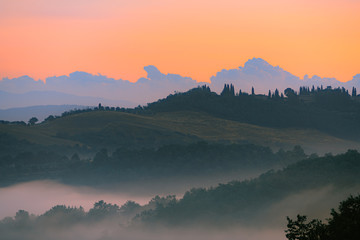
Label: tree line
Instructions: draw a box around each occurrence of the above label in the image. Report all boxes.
[0,137,308,186]
[1,150,359,237]
[285,194,360,240]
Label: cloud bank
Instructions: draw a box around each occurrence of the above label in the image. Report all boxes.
[0,59,359,109]
[210,58,353,94]
[0,66,205,108]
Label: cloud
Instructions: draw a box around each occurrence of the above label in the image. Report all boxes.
[301,75,343,88]
[0,76,45,93]
[345,74,360,88]
[1,60,359,109]
[0,90,133,109]
[210,58,360,95]
[0,66,204,108]
[210,58,300,94]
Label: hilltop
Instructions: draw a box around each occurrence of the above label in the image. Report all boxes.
[1,84,360,187]
[1,85,360,153]
[2,59,360,109]
[1,109,358,154]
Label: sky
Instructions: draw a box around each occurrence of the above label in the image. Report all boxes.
[0,0,359,83]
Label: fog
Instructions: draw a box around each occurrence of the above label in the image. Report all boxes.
[0,170,262,219]
[1,223,285,240]
[1,180,359,240]
[0,178,287,240]
[0,181,151,219]
[259,185,360,228]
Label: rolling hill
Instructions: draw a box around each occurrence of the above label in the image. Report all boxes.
[1,110,359,154]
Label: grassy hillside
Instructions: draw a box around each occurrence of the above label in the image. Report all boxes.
[2,85,360,153]
[142,86,360,141]
[1,110,359,153]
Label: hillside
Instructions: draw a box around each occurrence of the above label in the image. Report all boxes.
[1,150,360,237]
[1,85,360,188]
[0,110,359,154]
[137,150,360,226]
[0,139,311,187]
[1,85,360,152]
[141,86,360,140]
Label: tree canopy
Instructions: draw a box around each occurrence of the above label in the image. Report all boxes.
[285,194,360,240]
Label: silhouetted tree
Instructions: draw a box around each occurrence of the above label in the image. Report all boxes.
[44,115,55,122]
[15,210,30,223]
[221,84,235,97]
[98,103,104,110]
[88,200,120,219]
[286,194,360,240]
[120,201,141,216]
[327,195,360,240]
[352,87,357,97]
[28,117,38,126]
[39,205,85,225]
[230,84,235,96]
[284,88,296,98]
[285,215,327,240]
[274,88,280,98]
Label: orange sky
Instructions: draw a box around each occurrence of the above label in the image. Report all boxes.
[0,0,359,83]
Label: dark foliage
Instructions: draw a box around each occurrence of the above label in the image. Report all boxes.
[285,194,360,240]
[1,151,359,232]
[29,84,360,140]
[132,150,360,225]
[139,85,360,140]
[0,139,307,186]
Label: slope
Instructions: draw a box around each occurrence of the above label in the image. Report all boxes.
[1,110,359,153]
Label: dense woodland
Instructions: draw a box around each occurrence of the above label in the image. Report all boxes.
[2,84,360,139]
[0,133,308,186]
[1,150,359,238]
[44,85,360,139]
[135,150,360,225]
[141,85,360,140]
[285,194,360,240]
[1,84,360,239]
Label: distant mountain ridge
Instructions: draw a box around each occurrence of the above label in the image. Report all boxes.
[0,66,206,108]
[1,58,359,109]
[0,105,90,122]
[0,90,135,109]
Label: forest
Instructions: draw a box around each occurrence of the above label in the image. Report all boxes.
[1,84,360,239]
[0,150,359,239]
[3,84,360,140]
[0,133,308,186]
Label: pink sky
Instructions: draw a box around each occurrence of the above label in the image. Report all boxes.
[0,0,359,83]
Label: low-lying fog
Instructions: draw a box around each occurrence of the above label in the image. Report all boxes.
[1,177,359,240]
[0,181,151,219]
[1,224,286,240]
[0,171,261,219]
